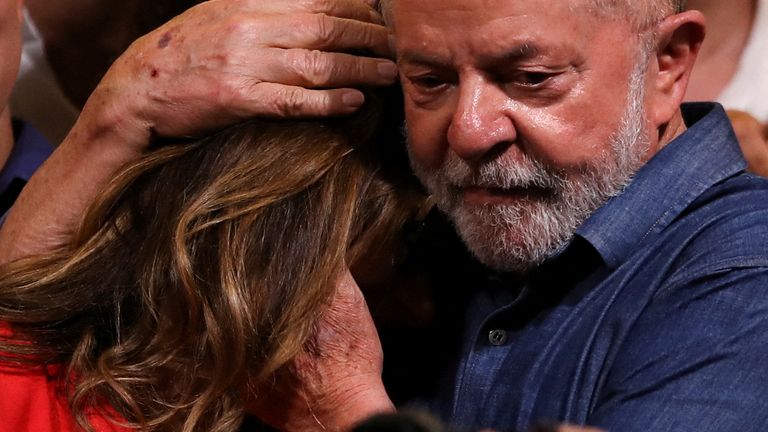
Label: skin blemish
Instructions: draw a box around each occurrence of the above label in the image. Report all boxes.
[151,69,159,78]
[158,32,173,49]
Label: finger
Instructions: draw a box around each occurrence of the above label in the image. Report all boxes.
[262,14,392,58]
[292,0,384,24]
[237,82,368,118]
[262,47,397,89]
[252,0,383,24]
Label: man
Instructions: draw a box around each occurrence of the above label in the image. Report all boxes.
[0,0,52,217]
[279,1,768,430]
[2,1,768,431]
[370,1,768,430]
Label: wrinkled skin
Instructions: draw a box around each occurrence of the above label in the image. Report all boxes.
[0,0,397,264]
[248,270,394,431]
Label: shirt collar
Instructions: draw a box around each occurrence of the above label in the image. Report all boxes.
[575,103,746,269]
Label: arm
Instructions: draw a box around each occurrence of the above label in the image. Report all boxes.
[0,0,396,263]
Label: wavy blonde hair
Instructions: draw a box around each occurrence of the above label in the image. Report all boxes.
[0,90,417,432]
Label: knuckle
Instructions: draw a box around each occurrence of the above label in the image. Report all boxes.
[272,88,307,117]
[219,14,247,35]
[297,49,333,87]
[312,13,338,47]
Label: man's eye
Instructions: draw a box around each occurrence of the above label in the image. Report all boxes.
[409,75,447,92]
[513,71,553,87]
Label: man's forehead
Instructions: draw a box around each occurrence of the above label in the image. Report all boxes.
[390,0,598,62]
[388,0,596,32]
[385,0,667,30]
[386,0,593,15]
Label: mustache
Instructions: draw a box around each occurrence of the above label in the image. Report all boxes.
[438,152,567,191]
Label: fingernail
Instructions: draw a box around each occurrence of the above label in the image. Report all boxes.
[342,91,365,108]
[377,61,398,80]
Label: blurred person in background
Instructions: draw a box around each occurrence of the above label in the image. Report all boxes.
[0,0,51,216]
[10,0,200,144]
[686,0,768,174]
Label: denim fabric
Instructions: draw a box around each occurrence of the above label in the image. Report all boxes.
[432,104,768,431]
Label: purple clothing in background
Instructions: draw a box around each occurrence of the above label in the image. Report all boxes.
[0,120,52,217]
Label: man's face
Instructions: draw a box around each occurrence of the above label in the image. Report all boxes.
[393,0,659,272]
[0,0,22,116]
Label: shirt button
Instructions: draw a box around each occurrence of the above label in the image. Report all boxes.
[488,329,508,346]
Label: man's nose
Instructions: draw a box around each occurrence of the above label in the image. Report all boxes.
[446,77,516,164]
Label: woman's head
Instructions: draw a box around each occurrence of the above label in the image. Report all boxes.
[0,88,420,431]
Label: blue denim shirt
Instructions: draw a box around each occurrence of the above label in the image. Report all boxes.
[432,103,768,431]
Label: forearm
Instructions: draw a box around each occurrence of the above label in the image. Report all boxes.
[0,0,394,264]
[0,83,146,263]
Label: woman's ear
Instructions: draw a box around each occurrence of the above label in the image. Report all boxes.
[647,10,706,127]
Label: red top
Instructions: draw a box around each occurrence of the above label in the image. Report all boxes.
[0,325,128,432]
[0,364,128,432]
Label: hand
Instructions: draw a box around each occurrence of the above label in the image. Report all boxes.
[83,0,396,154]
[0,0,396,263]
[247,270,395,431]
[727,110,768,176]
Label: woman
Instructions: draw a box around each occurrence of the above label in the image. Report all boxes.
[0,89,423,432]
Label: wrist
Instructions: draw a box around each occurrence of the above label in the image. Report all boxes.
[71,56,153,161]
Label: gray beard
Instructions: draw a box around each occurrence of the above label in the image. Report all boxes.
[409,67,650,273]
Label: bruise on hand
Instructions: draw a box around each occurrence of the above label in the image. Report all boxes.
[158,32,173,49]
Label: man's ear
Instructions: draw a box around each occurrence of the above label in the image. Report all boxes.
[648,10,705,126]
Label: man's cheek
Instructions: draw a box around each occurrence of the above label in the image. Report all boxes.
[406,129,448,171]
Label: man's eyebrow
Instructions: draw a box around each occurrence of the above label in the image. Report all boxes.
[500,42,540,62]
[477,42,552,69]
[397,51,449,68]
[398,42,543,68]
